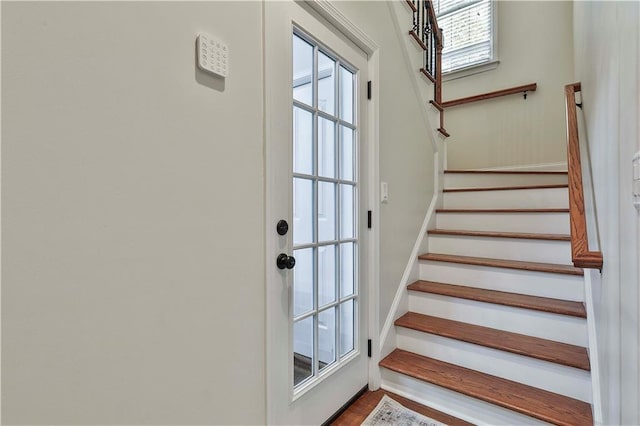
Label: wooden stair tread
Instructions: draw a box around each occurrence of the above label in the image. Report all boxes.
[395,312,590,370]
[428,229,571,241]
[445,170,568,175]
[444,184,568,193]
[419,253,584,275]
[436,208,569,213]
[408,280,586,318]
[380,349,593,426]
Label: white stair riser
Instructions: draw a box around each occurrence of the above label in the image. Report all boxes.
[445,173,568,189]
[443,188,569,209]
[436,212,570,234]
[381,370,548,425]
[408,292,587,346]
[419,260,584,301]
[396,328,592,402]
[428,235,572,264]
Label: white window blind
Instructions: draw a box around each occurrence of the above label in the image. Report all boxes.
[434,0,493,73]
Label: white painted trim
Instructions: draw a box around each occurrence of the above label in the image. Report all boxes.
[473,161,568,172]
[300,0,378,55]
[378,153,441,356]
[443,59,500,82]
[584,269,604,425]
[366,48,382,390]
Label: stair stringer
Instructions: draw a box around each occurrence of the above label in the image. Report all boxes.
[584,268,604,425]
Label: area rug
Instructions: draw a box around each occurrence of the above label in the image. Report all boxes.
[361,395,448,426]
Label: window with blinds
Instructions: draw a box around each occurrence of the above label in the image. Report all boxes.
[434,0,494,73]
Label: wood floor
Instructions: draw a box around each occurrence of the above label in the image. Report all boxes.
[329,389,473,425]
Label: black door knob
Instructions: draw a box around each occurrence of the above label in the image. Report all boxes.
[277,253,296,270]
[276,220,289,236]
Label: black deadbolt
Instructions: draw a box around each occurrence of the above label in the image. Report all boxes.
[277,253,296,270]
[276,219,289,236]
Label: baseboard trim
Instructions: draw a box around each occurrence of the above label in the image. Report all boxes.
[474,162,568,172]
[321,384,369,426]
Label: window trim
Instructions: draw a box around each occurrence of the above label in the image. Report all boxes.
[443,59,500,81]
[438,0,498,77]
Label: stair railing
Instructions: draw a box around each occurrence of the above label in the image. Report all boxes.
[442,83,537,108]
[564,82,603,269]
[406,0,448,137]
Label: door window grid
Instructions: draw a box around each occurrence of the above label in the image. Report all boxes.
[292,30,359,391]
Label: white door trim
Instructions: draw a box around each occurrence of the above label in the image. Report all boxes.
[299,1,378,55]
[264,1,381,422]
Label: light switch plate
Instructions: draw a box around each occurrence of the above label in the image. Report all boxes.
[197,33,228,78]
[381,182,389,203]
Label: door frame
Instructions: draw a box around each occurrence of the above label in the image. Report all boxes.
[264,1,380,422]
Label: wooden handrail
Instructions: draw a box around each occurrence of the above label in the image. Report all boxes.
[424,0,442,46]
[405,0,418,12]
[442,83,537,109]
[565,82,603,269]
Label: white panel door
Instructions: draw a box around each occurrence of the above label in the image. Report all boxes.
[265,2,370,424]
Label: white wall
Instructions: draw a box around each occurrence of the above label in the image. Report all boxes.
[573,1,640,425]
[331,2,435,330]
[2,1,437,423]
[2,2,265,424]
[443,1,574,170]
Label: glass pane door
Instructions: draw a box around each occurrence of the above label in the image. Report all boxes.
[291,30,358,392]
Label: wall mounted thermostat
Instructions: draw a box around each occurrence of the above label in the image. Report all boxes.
[633,151,640,212]
[197,33,228,78]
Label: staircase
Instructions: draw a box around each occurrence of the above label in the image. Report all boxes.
[379,170,594,425]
